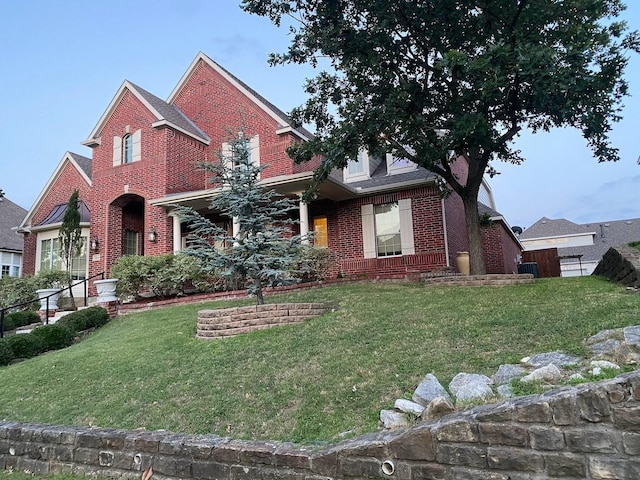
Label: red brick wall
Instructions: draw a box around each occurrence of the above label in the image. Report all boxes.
[166,130,209,193]
[22,161,91,276]
[170,59,311,180]
[480,222,522,274]
[88,90,172,278]
[443,192,468,271]
[320,186,448,278]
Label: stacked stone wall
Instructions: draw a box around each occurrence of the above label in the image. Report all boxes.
[196,303,326,339]
[593,246,640,288]
[3,372,640,479]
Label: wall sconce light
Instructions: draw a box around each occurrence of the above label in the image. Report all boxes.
[148,228,157,243]
[90,237,99,251]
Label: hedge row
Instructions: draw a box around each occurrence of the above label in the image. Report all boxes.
[0,306,110,367]
[1,310,40,332]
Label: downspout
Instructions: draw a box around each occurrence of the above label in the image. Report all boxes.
[441,198,450,267]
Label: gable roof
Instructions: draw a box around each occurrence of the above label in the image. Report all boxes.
[82,80,210,147]
[167,52,312,141]
[520,216,640,263]
[519,217,593,240]
[18,151,92,231]
[0,196,27,252]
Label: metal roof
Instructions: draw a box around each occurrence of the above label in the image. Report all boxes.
[35,201,91,227]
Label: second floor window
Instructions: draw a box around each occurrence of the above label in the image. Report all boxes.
[123,134,133,164]
[113,129,141,166]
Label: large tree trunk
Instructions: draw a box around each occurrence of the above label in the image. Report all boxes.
[462,194,487,275]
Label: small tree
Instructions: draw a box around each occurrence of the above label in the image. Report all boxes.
[59,189,83,309]
[174,131,302,305]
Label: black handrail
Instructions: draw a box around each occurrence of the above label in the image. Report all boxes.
[0,271,105,338]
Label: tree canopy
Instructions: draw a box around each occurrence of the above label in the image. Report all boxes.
[243,0,639,273]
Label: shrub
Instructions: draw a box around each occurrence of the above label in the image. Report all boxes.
[56,307,109,334]
[6,333,44,359]
[82,306,110,328]
[295,246,334,281]
[56,310,89,335]
[31,324,74,352]
[110,254,208,300]
[2,310,40,331]
[0,275,39,309]
[0,339,13,366]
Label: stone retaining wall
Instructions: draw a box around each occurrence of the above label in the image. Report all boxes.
[593,246,640,288]
[422,273,534,287]
[196,303,326,339]
[3,371,640,479]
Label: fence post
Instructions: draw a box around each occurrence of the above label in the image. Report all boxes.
[0,309,4,339]
[45,297,50,325]
[84,278,88,307]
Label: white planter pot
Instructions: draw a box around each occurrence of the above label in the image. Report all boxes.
[95,278,119,303]
[36,288,61,310]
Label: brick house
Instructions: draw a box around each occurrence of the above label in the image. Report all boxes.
[0,194,27,279]
[18,52,522,290]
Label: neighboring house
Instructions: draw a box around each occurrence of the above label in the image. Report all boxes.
[18,52,522,290]
[0,194,28,278]
[519,216,640,276]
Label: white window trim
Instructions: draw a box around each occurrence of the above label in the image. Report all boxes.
[386,153,418,175]
[222,134,260,170]
[113,130,142,166]
[344,150,370,183]
[361,199,414,259]
[35,228,90,275]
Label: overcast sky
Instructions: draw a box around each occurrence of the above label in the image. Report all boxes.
[1,0,639,230]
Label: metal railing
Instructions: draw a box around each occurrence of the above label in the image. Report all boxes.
[0,271,105,338]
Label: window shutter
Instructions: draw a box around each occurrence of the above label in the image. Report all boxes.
[399,198,415,255]
[361,204,376,259]
[113,136,122,166]
[250,135,260,166]
[132,129,142,162]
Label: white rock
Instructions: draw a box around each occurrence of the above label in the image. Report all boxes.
[394,399,425,416]
[496,384,514,398]
[412,373,451,406]
[592,367,602,376]
[569,373,585,381]
[520,364,563,383]
[380,410,410,429]
[449,373,493,402]
[590,360,620,370]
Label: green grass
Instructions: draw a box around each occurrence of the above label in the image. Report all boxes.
[0,276,638,445]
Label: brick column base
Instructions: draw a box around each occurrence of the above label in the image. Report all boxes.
[98,301,118,319]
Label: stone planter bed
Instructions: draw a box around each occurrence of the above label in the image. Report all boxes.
[197,303,326,339]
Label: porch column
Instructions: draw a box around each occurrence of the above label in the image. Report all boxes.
[232,216,240,246]
[299,194,309,245]
[172,214,182,254]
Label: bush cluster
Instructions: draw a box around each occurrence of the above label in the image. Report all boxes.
[0,306,109,367]
[295,246,334,281]
[0,270,71,310]
[2,310,40,332]
[110,254,210,300]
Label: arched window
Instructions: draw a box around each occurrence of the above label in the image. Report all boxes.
[123,134,133,164]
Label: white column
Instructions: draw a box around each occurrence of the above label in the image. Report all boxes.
[172,214,182,254]
[232,216,240,246]
[299,194,309,245]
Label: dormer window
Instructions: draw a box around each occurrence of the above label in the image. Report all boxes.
[386,152,417,175]
[113,129,141,166]
[344,149,370,182]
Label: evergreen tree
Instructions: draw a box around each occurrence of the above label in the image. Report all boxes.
[59,189,82,309]
[174,131,302,305]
